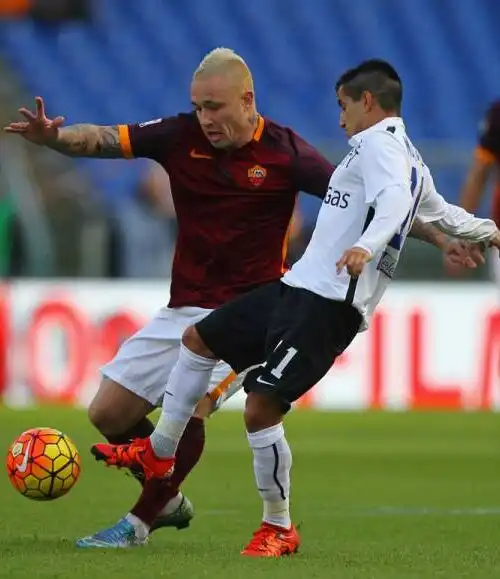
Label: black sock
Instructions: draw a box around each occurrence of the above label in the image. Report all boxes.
[106,417,155,444]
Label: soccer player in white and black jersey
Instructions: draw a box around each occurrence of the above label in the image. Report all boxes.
[91,59,500,557]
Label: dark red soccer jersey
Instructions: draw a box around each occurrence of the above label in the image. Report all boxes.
[118,113,334,308]
[476,100,500,225]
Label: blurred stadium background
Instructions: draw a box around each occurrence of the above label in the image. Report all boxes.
[0,0,498,411]
[0,2,499,577]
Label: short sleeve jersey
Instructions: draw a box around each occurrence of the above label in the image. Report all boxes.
[118,113,334,308]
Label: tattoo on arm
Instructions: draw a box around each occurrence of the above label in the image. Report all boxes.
[48,125,123,158]
[408,218,448,249]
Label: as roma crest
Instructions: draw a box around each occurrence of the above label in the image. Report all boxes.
[248,165,267,187]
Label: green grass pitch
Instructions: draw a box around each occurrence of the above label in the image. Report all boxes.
[0,408,498,578]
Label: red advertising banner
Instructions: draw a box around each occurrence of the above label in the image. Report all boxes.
[1,281,499,411]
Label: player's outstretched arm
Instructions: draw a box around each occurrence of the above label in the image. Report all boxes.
[47,124,122,158]
[408,218,449,249]
[3,97,124,158]
[410,218,486,270]
[418,165,497,243]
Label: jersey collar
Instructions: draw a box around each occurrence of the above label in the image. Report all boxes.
[348,116,404,146]
[252,114,265,142]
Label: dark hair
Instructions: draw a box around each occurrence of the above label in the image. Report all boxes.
[335,59,402,113]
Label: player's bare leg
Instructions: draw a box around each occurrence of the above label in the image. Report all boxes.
[88,378,156,444]
[92,327,218,467]
[80,334,245,548]
[146,394,213,530]
[86,326,219,547]
[77,378,197,547]
[140,396,210,532]
[130,396,209,533]
[91,327,217,465]
[88,322,299,556]
[128,375,244,534]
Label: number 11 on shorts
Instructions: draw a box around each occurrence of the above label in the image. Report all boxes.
[263,341,298,379]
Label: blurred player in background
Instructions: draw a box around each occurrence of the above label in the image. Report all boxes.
[4,47,480,548]
[92,59,500,557]
[458,101,500,280]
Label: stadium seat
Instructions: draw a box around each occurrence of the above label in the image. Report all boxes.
[0,0,499,211]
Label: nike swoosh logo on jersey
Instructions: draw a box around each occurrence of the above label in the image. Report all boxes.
[17,438,33,473]
[256,376,275,386]
[190,149,212,160]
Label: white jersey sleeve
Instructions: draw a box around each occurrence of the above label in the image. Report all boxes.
[282,117,448,332]
[355,133,413,256]
[361,131,411,203]
[417,165,497,241]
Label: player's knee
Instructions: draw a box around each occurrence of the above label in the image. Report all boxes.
[87,398,118,436]
[182,325,217,359]
[88,400,138,437]
[244,392,283,433]
[88,379,146,437]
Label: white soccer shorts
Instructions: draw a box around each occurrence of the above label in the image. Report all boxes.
[100,306,245,409]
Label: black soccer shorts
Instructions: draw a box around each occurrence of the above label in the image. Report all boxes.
[245,284,362,411]
[196,281,282,373]
[196,281,362,412]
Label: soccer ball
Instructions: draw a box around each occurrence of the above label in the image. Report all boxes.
[6,427,81,500]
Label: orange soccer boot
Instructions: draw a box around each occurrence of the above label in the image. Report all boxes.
[241,522,300,557]
[91,437,175,481]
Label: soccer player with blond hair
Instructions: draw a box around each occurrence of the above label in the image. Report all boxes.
[5,49,479,549]
[5,46,335,546]
[91,59,500,557]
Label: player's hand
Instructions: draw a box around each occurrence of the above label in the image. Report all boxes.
[336,246,372,277]
[3,97,65,145]
[444,240,485,275]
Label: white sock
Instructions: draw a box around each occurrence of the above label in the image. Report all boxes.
[247,423,292,529]
[125,512,150,539]
[160,492,184,516]
[150,344,217,458]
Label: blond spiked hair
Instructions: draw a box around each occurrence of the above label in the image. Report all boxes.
[193,47,254,91]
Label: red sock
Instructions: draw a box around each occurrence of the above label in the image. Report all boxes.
[130,416,205,526]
